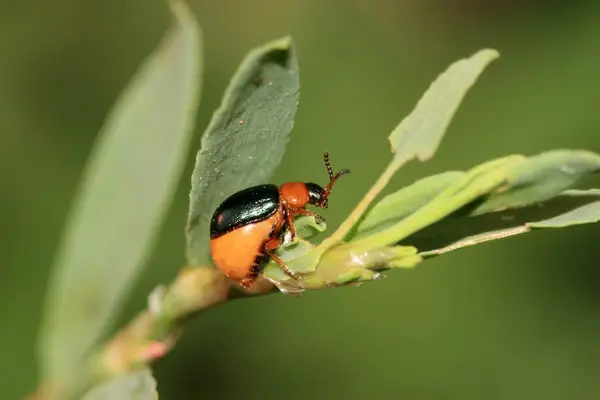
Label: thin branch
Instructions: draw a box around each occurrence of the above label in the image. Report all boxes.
[29,266,275,400]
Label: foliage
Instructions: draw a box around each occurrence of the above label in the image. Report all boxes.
[30,1,600,399]
[34,1,201,398]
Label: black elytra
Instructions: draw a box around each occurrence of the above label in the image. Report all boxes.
[209,184,280,239]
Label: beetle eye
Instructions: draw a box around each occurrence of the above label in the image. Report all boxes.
[308,190,322,205]
[305,182,326,207]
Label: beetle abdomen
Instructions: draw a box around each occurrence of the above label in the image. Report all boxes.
[210,216,276,284]
[210,184,280,239]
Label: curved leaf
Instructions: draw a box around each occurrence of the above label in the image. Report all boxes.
[292,215,326,239]
[530,189,600,228]
[412,189,600,257]
[473,150,600,214]
[350,156,522,249]
[38,0,202,386]
[186,36,300,266]
[352,171,464,239]
[352,149,600,252]
[263,242,421,292]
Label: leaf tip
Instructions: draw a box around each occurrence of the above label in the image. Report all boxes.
[244,35,297,72]
[270,35,294,50]
[473,48,500,65]
[167,0,189,18]
[167,0,202,37]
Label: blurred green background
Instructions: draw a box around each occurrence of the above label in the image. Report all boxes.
[3,0,600,399]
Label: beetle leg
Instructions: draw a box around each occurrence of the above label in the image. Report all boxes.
[289,207,326,223]
[285,210,298,240]
[240,275,257,289]
[264,237,299,280]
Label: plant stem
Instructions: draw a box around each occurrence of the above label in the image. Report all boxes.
[94,267,230,377]
[29,267,237,400]
[420,225,529,257]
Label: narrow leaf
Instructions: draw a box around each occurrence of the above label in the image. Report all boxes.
[412,189,600,257]
[82,368,158,400]
[389,49,499,165]
[350,156,522,249]
[320,49,499,246]
[352,149,600,252]
[473,150,600,214]
[351,171,464,239]
[186,36,300,266]
[530,189,600,228]
[39,0,202,386]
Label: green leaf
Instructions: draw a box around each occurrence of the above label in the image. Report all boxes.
[351,171,464,240]
[290,155,518,289]
[389,49,499,165]
[473,150,600,214]
[350,150,600,258]
[350,155,523,249]
[292,215,327,239]
[352,150,600,250]
[263,242,421,292]
[186,36,300,266]
[82,368,158,400]
[38,0,202,388]
[529,189,600,228]
[412,189,600,257]
[319,49,499,248]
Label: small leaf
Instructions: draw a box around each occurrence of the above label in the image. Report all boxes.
[38,0,202,387]
[367,151,600,256]
[529,189,600,228]
[265,239,316,278]
[186,36,300,266]
[82,368,158,400]
[351,171,464,239]
[473,150,600,214]
[292,216,326,239]
[389,49,499,165]
[263,243,421,292]
[412,189,600,257]
[320,49,499,247]
[350,156,522,249]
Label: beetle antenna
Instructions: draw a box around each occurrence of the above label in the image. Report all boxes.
[322,151,350,197]
[323,151,334,181]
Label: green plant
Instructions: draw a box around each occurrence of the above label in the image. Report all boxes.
[29,2,600,399]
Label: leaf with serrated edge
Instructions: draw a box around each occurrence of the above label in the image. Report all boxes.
[82,368,158,400]
[186,36,299,266]
[38,0,201,386]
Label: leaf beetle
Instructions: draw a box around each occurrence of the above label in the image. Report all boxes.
[209,152,350,288]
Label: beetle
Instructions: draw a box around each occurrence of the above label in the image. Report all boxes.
[209,151,350,289]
